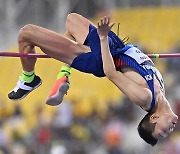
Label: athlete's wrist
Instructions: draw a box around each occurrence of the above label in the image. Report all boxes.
[99,35,108,40]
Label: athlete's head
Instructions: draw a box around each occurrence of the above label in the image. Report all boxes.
[138,100,178,146]
[138,111,158,146]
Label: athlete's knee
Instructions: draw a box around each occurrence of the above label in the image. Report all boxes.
[65,13,82,31]
[66,13,76,28]
[66,13,79,23]
[18,24,35,43]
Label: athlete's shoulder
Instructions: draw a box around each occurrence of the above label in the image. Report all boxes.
[108,31,125,49]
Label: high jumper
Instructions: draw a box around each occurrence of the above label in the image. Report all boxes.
[5,13,178,146]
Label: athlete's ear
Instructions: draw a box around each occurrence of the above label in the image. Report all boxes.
[150,114,159,123]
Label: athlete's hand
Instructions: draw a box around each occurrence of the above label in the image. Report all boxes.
[97,16,115,38]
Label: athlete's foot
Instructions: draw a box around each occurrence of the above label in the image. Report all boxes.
[46,76,69,106]
[8,75,42,100]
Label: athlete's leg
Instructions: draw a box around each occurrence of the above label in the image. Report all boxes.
[46,13,95,106]
[54,13,95,69]
[18,24,90,71]
[9,17,91,100]
[65,13,96,44]
[19,13,93,71]
[58,13,94,65]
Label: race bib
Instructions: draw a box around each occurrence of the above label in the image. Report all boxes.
[124,47,152,64]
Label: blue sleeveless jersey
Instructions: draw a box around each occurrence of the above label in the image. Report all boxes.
[112,45,156,112]
[71,24,164,112]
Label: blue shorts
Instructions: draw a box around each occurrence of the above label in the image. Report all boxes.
[70,24,125,77]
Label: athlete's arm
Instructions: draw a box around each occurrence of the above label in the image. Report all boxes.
[97,16,152,107]
[97,16,116,77]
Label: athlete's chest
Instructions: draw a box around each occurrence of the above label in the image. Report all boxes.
[122,67,149,88]
[122,67,164,99]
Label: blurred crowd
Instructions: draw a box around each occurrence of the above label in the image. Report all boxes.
[0,45,180,154]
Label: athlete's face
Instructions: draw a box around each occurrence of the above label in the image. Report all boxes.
[152,113,178,140]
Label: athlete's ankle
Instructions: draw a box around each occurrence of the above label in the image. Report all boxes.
[57,66,71,79]
[21,70,35,83]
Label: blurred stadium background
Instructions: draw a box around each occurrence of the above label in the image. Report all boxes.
[0,0,180,154]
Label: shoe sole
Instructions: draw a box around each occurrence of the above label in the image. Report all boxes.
[46,82,69,106]
[9,81,42,101]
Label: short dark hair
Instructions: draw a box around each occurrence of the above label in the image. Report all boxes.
[137,111,158,146]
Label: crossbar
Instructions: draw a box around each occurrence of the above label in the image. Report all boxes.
[0,52,180,59]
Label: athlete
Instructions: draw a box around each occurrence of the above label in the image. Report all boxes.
[8,13,178,146]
